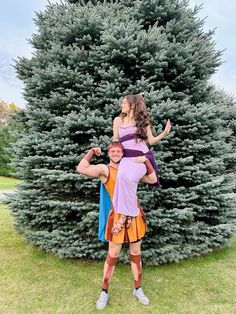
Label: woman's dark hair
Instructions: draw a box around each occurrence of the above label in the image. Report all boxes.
[120,94,152,141]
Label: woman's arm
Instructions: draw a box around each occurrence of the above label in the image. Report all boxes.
[146,119,171,145]
[113,116,121,141]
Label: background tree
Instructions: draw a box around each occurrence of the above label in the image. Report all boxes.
[0,100,21,176]
[6,0,236,264]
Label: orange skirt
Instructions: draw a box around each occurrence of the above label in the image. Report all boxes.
[105,206,147,244]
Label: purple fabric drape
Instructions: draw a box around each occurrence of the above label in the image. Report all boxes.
[120,134,161,189]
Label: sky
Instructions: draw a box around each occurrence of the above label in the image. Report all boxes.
[0,0,235,108]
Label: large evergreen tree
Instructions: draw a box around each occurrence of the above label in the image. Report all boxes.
[6,0,236,264]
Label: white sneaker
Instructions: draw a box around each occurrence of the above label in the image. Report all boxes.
[96,291,109,310]
[132,287,150,305]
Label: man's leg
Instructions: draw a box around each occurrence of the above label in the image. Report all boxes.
[129,240,142,289]
[129,240,149,305]
[102,241,122,291]
[96,241,122,310]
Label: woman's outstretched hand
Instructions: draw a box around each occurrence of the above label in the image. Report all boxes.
[163,119,171,136]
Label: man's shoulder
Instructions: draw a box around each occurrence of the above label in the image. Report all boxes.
[97,163,109,173]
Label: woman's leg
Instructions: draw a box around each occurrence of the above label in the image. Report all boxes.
[101,241,122,292]
[113,158,146,217]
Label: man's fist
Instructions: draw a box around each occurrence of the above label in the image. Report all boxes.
[92,147,102,156]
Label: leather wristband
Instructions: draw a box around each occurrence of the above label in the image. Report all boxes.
[83,148,95,162]
[145,158,154,175]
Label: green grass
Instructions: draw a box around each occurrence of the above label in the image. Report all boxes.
[0,176,22,189]
[0,204,236,314]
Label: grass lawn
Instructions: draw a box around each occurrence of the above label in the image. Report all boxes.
[0,204,235,314]
[0,176,22,189]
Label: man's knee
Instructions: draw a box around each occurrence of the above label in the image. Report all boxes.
[108,242,122,258]
[108,251,120,258]
[129,242,141,255]
[129,248,141,255]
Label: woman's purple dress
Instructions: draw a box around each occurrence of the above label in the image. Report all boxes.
[112,124,150,217]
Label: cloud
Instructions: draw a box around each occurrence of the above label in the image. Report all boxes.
[0,0,61,108]
[0,49,25,107]
[211,64,236,96]
[189,0,236,97]
[0,78,25,107]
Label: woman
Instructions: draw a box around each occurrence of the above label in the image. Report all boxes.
[112,94,171,233]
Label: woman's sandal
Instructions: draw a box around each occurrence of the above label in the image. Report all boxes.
[111,215,127,234]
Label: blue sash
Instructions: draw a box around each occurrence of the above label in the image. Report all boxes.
[98,181,111,242]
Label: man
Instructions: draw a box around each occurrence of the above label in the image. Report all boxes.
[76,142,157,310]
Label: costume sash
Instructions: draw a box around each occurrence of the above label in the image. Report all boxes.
[98,181,111,242]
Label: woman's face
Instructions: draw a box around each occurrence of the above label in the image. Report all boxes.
[120,97,131,114]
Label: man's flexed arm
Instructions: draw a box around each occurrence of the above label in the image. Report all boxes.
[76,147,108,179]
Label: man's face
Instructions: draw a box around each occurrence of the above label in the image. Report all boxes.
[108,147,123,164]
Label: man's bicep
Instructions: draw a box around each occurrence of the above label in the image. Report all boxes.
[80,164,105,178]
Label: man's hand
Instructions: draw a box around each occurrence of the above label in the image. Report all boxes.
[134,156,147,163]
[92,147,102,156]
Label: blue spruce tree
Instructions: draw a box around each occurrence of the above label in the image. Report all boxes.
[6,0,236,264]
